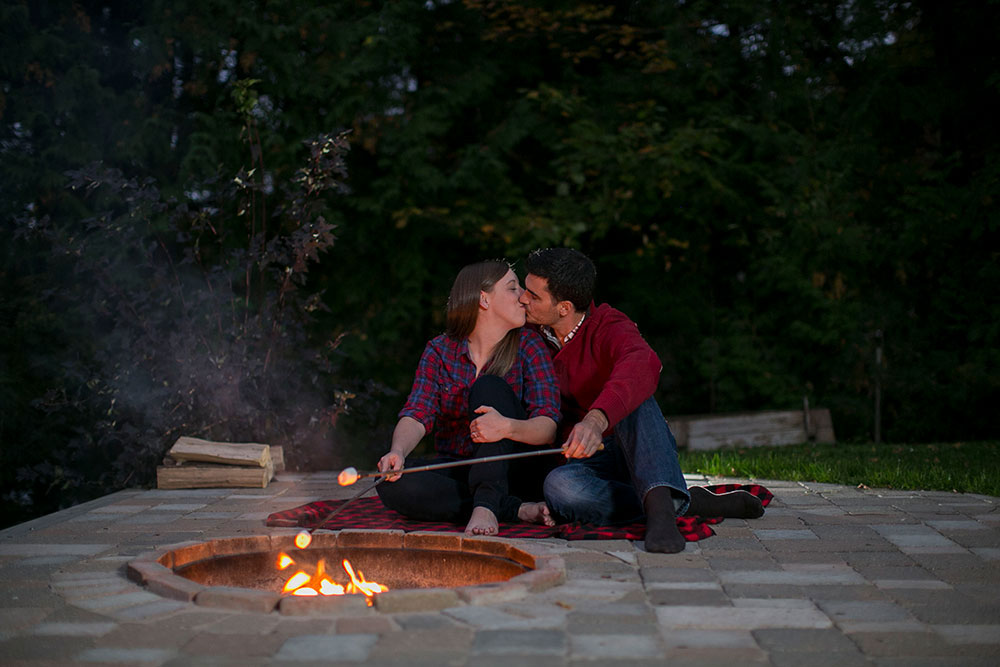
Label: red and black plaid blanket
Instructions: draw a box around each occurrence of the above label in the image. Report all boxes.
[265,484,772,542]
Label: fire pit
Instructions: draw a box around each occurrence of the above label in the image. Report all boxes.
[127,530,565,614]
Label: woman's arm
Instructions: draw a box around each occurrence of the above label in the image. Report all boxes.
[377,416,426,481]
[471,407,556,446]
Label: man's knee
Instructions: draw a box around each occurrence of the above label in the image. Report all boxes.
[543,465,584,506]
[543,465,608,524]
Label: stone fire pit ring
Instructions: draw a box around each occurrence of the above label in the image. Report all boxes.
[127,529,565,615]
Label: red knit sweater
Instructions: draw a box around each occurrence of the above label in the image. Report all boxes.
[538,303,662,438]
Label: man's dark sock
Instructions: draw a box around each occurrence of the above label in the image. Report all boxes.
[643,486,686,554]
[685,486,764,519]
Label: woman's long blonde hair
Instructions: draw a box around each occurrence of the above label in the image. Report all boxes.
[446,260,521,377]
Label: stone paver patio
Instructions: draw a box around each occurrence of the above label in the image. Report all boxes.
[1,472,998,665]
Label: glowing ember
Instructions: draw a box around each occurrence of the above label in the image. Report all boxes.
[294,531,312,549]
[277,552,386,604]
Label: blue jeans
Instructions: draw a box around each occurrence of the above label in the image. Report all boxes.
[543,397,690,524]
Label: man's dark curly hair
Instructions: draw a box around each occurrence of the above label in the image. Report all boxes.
[524,248,596,311]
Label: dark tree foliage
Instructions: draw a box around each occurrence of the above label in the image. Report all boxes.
[2,0,997,527]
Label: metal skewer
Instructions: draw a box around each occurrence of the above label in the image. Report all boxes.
[337,445,602,487]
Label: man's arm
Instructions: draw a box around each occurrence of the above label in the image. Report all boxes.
[587,315,661,430]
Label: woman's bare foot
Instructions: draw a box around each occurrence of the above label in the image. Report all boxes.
[518,501,556,527]
[465,506,499,535]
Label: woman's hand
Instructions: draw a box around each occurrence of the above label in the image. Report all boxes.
[377,451,406,482]
[470,405,511,443]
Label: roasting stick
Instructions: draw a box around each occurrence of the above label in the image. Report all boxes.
[294,478,384,549]
[336,444,604,487]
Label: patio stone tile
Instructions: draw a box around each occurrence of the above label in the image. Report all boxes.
[752,529,818,540]
[72,591,164,612]
[661,645,770,663]
[645,581,722,591]
[89,505,151,515]
[107,599,188,621]
[817,600,914,622]
[566,614,659,635]
[648,588,731,607]
[0,543,112,557]
[769,651,870,667]
[182,632,285,657]
[847,629,954,657]
[472,629,567,655]
[656,605,833,630]
[837,620,928,633]
[31,622,117,637]
[273,634,378,662]
[753,627,860,652]
[660,629,758,649]
[717,568,866,586]
[0,635,96,661]
[77,647,178,663]
[873,579,951,589]
[639,566,718,583]
[393,613,461,630]
[443,606,528,628]
[569,633,664,659]
[732,597,818,609]
[153,503,209,511]
[931,624,1000,645]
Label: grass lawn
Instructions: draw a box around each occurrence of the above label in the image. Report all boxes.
[679,441,1000,497]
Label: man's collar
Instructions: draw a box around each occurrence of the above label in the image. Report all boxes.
[541,310,587,349]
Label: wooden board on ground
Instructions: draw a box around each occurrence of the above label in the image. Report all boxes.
[668,408,836,451]
[156,458,274,489]
[168,436,270,467]
[269,445,285,472]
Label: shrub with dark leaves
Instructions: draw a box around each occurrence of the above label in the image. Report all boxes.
[10,130,359,520]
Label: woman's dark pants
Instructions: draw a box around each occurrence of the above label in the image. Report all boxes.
[376,375,559,524]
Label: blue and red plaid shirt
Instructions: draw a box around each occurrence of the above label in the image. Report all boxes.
[399,328,561,457]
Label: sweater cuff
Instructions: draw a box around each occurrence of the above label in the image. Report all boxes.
[590,396,629,432]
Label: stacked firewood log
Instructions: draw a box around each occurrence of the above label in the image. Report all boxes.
[156,436,285,489]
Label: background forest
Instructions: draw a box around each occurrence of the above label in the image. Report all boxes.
[1,0,997,528]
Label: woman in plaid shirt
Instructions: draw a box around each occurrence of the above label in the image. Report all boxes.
[375,260,562,535]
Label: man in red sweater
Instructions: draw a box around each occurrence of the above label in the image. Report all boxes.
[520,248,761,553]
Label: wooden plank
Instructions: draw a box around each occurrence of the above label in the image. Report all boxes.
[269,445,285,473]
[668,408,835,450]
[168,437,270,468]
[156,460,273,489]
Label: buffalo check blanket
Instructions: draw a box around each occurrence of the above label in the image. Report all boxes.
[265,483,773,542]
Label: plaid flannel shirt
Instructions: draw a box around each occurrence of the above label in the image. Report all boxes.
[399,327,561,457]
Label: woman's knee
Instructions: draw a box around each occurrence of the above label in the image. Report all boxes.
[468,375,523,418]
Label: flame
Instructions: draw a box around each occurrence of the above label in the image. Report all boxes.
[294,531,312,549]
[278,553,386,604]
[343,559,387,596]
[282,570,312,593]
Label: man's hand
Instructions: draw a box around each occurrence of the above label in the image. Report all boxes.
[377,451,405,482]
[561,409,608,458]
[470,405,510,444]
